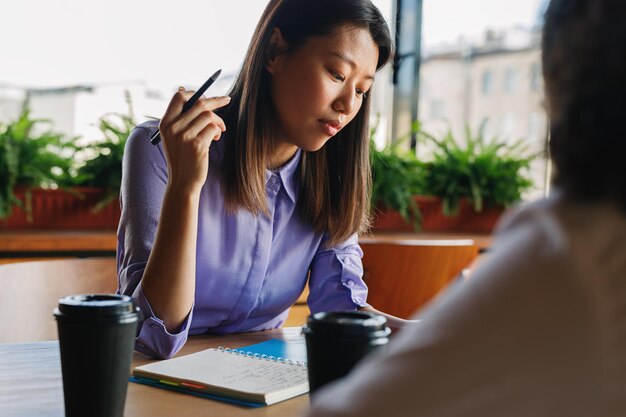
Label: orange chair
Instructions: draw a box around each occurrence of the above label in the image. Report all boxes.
[360,239,478,319]
[0,258,117,342]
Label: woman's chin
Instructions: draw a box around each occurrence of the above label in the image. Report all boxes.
[299,137,332,152]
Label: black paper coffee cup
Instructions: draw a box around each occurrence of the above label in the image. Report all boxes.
[303,311,390,394]
[54,294,141,417]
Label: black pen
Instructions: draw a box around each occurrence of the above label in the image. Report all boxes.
[150,69,223,145]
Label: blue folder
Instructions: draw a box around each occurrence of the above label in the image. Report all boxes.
[229,338,308,364]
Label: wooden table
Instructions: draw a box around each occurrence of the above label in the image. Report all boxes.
[0,328,309,417]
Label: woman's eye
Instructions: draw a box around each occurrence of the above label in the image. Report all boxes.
[356,89,367,98]
[331,71,345,82]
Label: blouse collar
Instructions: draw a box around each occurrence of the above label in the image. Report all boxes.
[265,149,301,204]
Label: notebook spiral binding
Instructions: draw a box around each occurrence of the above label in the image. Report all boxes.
[216,346,307,367]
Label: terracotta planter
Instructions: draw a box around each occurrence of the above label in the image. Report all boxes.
[372,195,505,233]
[0,187,121,230]
[370,206,415,232]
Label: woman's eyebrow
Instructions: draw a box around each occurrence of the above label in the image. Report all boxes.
[328,51,375,80]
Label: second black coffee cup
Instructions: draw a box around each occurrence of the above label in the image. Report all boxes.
[303,311,391,394]
[54,294,140,417]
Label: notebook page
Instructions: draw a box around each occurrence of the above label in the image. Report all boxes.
[135,348,308,395]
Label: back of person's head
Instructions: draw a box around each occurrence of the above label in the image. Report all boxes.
[543,0,626,211]
[221,0,392,245]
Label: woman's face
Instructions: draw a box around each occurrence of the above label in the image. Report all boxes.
[267,25,379,153]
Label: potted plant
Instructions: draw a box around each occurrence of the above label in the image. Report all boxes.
[370,124,535,233]
[0,103,77,228]
[0,94,136,230]
[370,127,425,230]
[71,92,136,225]
[417,126,534,232]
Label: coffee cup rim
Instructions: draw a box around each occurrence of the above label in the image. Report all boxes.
[302,311,391,337]
[54,294,140,318]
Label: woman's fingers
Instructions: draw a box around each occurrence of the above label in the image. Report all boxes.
[178,124,222,162]
[160,90,195,126]
[160,91,230,126]
[198,123,225,143]
[156,90,230,194]
[167,110,226,142]
[175,96,230,129]
[182,111,226,141]
[199,95,231,112]
[161,94,229,142]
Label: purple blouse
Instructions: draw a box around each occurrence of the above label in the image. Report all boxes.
[117,120,368,358]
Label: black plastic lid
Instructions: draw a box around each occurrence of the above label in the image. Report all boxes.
[55,294,138,318]
[303,311,390,338]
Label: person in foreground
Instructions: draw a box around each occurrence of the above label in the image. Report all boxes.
[306,0,626,415]
[117,0,408,360]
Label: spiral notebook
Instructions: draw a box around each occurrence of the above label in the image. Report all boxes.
[132,341,309,406]
[230,338,308,364]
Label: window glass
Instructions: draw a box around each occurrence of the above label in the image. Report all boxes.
[420,0,549,198]
[482,71,494,95]
[0,0,392,141]
[504,68,518,93]
[530,62,543,92]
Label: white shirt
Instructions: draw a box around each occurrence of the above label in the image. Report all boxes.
[307,194,626,417]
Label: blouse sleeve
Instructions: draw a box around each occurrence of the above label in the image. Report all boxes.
[116,122,192,359]
[307,233,369,313]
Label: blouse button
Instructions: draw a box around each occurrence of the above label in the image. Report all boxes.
[346,280,355,288]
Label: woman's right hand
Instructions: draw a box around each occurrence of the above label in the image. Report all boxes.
[158,90,231,195]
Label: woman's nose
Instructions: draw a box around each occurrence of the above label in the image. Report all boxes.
[333,89,356,115]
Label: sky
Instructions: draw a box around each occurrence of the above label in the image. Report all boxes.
[0,0,543,91]
[422,0,544,46]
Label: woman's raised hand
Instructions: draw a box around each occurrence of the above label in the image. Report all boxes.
[158,90,231,195]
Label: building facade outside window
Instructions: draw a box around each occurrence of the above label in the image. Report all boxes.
[504,68,518,93]
[482,70,494,95]
[419,25,547,198]
[530,62,542,92]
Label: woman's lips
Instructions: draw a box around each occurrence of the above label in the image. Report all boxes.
[319,119,341,136]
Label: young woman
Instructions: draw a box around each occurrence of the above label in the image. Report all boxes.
[306,0,626,415]
[117,0,404,359]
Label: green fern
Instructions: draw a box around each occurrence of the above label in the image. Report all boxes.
[419,124,535,215]
[73,91,136,210]
[370,120,425,226]
[0,103,74,219]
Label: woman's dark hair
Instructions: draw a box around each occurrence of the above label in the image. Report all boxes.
[218,0,392,246]
[543,0,626,211]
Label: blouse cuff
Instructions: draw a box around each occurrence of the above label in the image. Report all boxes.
[336,254,369,306]
[133,283,193,359]
[308,250,369,314]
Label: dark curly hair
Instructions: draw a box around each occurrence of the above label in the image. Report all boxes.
[543,0,626,211]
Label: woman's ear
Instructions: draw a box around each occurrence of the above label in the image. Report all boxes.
[266,28,288,74]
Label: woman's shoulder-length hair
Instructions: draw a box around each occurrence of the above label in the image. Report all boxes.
[217,0,393,246]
